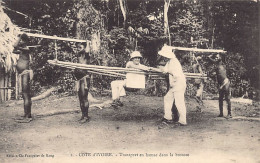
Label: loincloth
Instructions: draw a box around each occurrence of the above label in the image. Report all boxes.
[75,75,90,92]
[74,69,88,80]
[18,69,33,93]
[219,78,229,90]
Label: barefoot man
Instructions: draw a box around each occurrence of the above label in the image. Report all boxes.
[14,33,33,123]
[74,42,91,123]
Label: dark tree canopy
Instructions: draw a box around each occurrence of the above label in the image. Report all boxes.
[3,0,259,98]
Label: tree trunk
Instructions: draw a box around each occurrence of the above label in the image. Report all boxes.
[119,0,127,28]
[153,0,171,96]
[7,73,12,100]
[35,99,111,118]
[7,87,57,106]
[91,32,101,54]
[4,72,8,101]
[211,27,215,48]
[75,1,100,102]
[164,0,171,45]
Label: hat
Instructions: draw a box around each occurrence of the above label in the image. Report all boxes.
[158,45,175,58]
[130,51,142,59]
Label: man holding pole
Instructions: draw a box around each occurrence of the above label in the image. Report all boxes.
[74,42,91,123]
[158,45,187,126]
[208,53,232,118]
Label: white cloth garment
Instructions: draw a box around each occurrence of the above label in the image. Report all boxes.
[111,80,126,100]
[126,73,145,89]
[164,88,187,124]
[163,57,187,125]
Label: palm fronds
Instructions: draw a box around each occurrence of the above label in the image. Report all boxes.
[0,6,20,73]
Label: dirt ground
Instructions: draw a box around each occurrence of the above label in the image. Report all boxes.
[0,93,259,163]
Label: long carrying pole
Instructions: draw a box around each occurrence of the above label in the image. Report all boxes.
[48,60,207,79]
[48,60,158,74]
[20,32,88,43]
[170,46,226,53]
[49,61,126,78]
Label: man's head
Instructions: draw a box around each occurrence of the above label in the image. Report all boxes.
[19,33,29,47]
[77,42,87,52]
[130,51,142,65]
[208,53,223,63]
[213,53,222,63]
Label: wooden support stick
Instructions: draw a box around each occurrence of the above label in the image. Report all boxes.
[15,71,18,100]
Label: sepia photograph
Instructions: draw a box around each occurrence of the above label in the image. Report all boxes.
[0,0,259,162]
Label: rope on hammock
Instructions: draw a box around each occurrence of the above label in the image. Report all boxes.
[47,60,207,79]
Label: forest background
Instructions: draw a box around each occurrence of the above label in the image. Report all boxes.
[2,0,259,100]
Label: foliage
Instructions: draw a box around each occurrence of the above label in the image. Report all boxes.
[211,1,259,89]
[107,27,130,66]
[4,0,259,99]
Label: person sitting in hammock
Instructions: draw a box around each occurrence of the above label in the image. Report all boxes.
[110,51,151,108]
[13,33,33,123]
[74,42,91,123]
